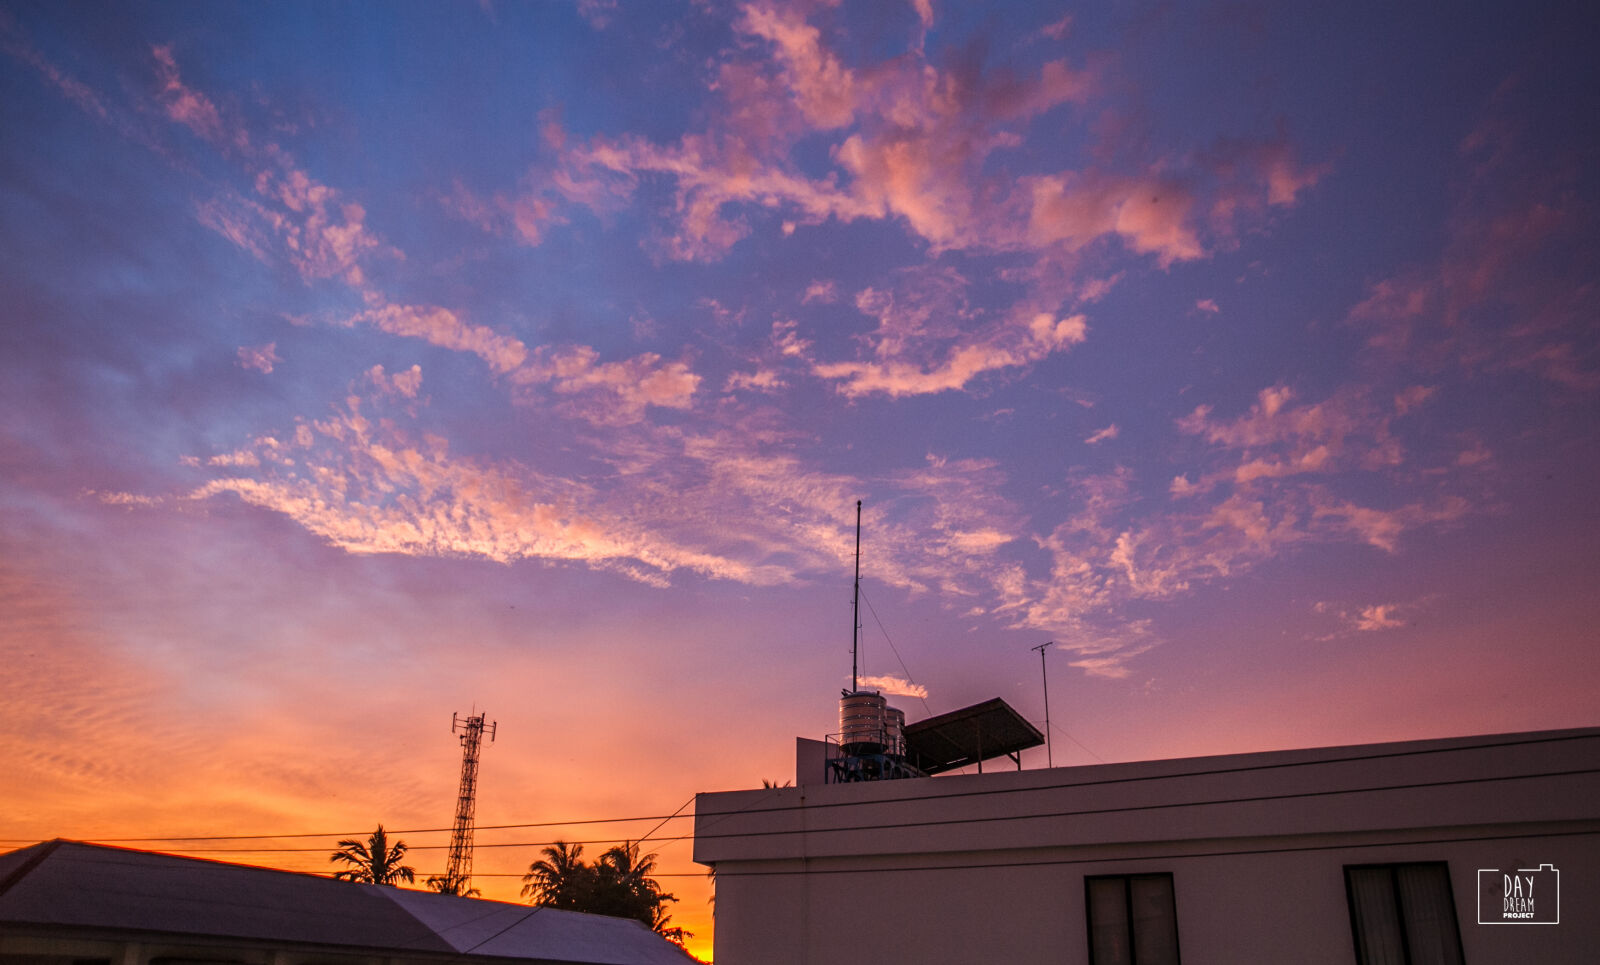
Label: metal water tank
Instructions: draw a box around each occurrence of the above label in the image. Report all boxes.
[883,704,906,757]
[839,691,887,753]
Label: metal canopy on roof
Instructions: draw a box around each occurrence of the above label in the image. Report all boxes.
[902,697,1044,775]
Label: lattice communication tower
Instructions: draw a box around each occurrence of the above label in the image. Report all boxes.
[444,711,496,892]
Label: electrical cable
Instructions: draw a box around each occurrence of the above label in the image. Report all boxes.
[1050,720,1106,763]
[0,810,697,845]
[856,584,933,716]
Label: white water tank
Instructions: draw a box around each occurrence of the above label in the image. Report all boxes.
[839,691,887,753]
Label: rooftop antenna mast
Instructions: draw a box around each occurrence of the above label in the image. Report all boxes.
[1031,641,1054,767]
[444,711,496,894]
[851,499,862,693]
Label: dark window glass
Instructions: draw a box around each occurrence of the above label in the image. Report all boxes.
[1345,863,1465,965]
[1087,873,1180,965]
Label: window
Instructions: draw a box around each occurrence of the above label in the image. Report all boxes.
[1085,872,1181,965]
[1345,863,1465,965]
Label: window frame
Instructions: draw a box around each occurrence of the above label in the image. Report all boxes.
[1084,871,1182,965]
[1343,861,1466,965]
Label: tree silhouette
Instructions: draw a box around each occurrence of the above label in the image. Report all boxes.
[521,840,686,944]
[329,825,415,885]
[521,840,594,909]
[425,871,481,897]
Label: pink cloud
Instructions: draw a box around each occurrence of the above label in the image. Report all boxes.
[1,23,109,122]
[351,302,528,374]
[236,343,280,374]
[151,45,231,148]
[1355,604,1405,631]
[1084,424,1118,445]
[517,345,700,423]
[801,279,839,304]
[369,363,423,400]
[812,312,1087,397]
[724,369,785,393]
[738,3,862,129]
[1028,172,1203,265]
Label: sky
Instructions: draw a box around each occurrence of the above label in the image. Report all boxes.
[2,0,1597,956]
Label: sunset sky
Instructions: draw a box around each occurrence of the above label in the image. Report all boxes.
[2,1,1596,957]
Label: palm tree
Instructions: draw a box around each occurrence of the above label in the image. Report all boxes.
[329,825,415,885]
[521,840,593,909]
[597,842,680,936]
[521,840,686,944]
[425,871,481,897]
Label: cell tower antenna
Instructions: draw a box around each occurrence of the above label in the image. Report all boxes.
[444,711,496,894]
[851,499,862,694]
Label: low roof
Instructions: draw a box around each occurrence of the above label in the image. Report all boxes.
[0,840,691,965]
[903,697,1045,775]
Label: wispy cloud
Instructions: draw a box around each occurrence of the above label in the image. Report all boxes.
[856,674,927,699]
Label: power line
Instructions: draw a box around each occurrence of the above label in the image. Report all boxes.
[0,810,698,845]
[96,833,700,855]
[856,584,932,716]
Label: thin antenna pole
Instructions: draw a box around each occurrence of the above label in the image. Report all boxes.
[851,499,862,694]
[1031,641,1053,767]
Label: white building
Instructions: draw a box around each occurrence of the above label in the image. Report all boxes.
[694,726,1598,964]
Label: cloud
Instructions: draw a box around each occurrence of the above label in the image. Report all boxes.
[1195,298,1220,314]
[151,45,231,148]
[1028,172,1203,265]
[1084,424,1118,445]
[236,343,280,374]
[83,490,162,508]
[1345,80,1597,392]
[856,674,928,699]
[350,302,528,374]
[801,279,839,304]
[739,3,861,129]
[188,402,765,587]
[812,312,1087,398]
[517,345,701,424]
[369,363,423,400]
[576,0,619,31]
[724,368,785,393]
[1354,604,1404,631]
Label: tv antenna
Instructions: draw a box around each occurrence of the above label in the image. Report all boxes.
[1031,641,1053,767]
[851,499,862,693]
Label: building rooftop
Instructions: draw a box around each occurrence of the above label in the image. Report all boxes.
[0,839,693,965]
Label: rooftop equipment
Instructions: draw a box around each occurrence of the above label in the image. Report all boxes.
[823,502,1047,783]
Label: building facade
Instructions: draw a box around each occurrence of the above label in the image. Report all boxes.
[694,727,1598,964]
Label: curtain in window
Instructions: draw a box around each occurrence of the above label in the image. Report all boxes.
[1396,864,1464,965]
[1347,864,1464,965]
[1129,875,1180,965]
[1088,877,1133,965]
[1347,867,1407,965]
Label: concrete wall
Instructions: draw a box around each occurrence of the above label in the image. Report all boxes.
[696,728,1600,964]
